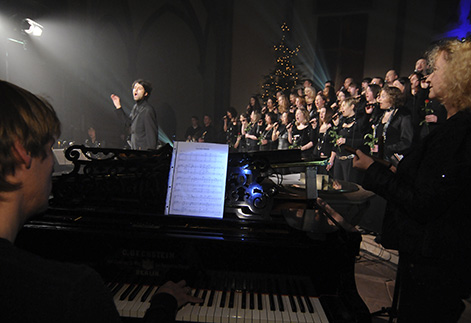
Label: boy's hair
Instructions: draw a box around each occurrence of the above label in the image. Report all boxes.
[0,81,61,192]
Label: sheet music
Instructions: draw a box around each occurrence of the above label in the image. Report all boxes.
[165,141,228,219]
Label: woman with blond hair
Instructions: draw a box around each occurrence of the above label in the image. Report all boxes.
[277,94,290,114]
[287,107,316,157]
[304,86,316,115]
[353,38,471,322]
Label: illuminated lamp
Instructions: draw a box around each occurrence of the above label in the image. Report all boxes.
[23,18,43,37]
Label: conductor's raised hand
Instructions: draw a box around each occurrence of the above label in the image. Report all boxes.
[110,94,121,109]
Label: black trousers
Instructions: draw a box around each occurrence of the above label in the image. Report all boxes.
[333,157,363,184]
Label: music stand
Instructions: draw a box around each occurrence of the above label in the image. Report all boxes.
[371,256,403,322]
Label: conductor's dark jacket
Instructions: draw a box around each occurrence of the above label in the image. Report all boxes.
[116,100,159,150]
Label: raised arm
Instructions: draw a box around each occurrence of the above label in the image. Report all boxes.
[110,94,121,109]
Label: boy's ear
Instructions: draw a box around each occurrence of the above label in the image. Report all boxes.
[12,140,32,169]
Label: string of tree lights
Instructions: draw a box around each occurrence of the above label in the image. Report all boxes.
[260,22,304,101]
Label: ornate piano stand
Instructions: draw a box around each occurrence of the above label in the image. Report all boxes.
[15,145,372,322]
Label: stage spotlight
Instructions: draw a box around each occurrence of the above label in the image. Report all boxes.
[23,18,43,37]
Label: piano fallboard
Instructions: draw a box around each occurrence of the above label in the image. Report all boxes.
[16,206,370,322]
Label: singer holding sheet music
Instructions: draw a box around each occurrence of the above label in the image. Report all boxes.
[111,79,159,150]
[353,38,471,322]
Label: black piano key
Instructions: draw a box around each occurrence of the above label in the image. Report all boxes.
[240,278,247,310]
[257,293,263,310]
[249,291,255,310]
[107,281,118,291]
[141,285,154,302]
[219,291,227,308]
[120,284,136,301]
[285,278,297,313]
[296,295,306,313]
[276,293,284,312]
[228,290,235,309]
[241,290,247,309]
[219,274,230,308]
[229,275,237,308]
[107,281,115,289]
[268,293,276,311]
[288,294,297,312]
[273,279,284,312]
[288,278,304,313]
[119,284,136,301]
[207,290,215,307]
[199,290,208,306]
[304,295,314,313]
[111,282,124,296]
[128,284,143,301]
[191,289,200,305]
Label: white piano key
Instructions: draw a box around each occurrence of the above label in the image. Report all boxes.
[244,291,253,323]
[212,291,225,323]
[229,291,241,322]
[312,297,329,323]
[221,290,231,323]
[127,285,149,318]
[175,288,196,322]
[293,296,308,323]
[111,283,125,301]
[202,289,218,323]
[189,289,201,322]
[120,284,144,317]
[263,294,277,323]
[189,305,201,322]
[136,286,157,318]
[276,294,289,323]
[282,295,298,322]
[249,292,260,323]
[196,289,210,322]
[113,283,131,316]
[241,291,250,323]
[176,303,193,321]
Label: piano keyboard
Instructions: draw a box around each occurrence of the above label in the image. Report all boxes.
[109,282,329,322]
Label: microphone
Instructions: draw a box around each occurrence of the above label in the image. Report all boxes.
[343,145,392,168]
[286,119,295,130]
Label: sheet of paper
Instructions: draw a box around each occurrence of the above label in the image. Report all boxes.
[165,141,228,219]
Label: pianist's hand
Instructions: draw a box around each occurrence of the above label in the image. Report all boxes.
[156,280,203,308]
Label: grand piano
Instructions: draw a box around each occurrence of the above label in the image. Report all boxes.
[15,144,372,322]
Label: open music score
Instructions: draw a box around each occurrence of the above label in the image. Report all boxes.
[165,141,229,219]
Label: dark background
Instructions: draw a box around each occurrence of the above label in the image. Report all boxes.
[0,0,468,145]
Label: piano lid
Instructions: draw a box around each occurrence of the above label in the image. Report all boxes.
[49,145,359,237]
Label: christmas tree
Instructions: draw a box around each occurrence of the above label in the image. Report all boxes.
[260,22,303,101]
